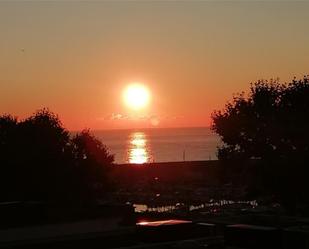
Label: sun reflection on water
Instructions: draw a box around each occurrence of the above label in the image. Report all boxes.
[127,132,151,164]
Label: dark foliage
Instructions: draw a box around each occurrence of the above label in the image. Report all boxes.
[212,76,309,160]
[71,129,114,200]
[211,76,309,214]
[0,109,114,204]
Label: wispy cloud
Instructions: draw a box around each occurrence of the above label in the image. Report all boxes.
[97,113,186,127]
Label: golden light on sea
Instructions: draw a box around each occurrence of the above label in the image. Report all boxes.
[127,132,151,164]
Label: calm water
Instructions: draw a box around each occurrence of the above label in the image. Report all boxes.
[92,127,220,164]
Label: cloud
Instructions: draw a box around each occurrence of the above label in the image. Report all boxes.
[97,113,185,126]
[111,113,123,120]
[97,113,128,121]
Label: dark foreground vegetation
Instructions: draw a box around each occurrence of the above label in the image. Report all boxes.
[0,109,114,204]
[212,76,309,215]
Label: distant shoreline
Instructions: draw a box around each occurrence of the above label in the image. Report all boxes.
[116,160,219,167]
[111,160,222,189]
[70,126,211,133]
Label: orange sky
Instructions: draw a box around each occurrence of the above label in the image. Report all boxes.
[1,1,309,130]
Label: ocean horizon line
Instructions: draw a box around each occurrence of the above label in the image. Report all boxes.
[69,126,211,133]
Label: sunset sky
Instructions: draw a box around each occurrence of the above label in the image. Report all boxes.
[1,1,309,130]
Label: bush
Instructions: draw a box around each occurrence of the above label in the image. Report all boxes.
[0,109,114,204]
[211,76,309,213]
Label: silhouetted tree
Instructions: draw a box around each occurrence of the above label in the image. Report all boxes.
[16,109,72,201]
[71,129,114,200]
[0,109,114,204]
[212,76,309,160]
[211,76,309,213]
[0,115,19,200]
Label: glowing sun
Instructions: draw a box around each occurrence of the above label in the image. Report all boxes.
[123,83,151,110]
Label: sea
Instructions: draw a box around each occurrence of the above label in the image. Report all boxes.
[92,127,220,164]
